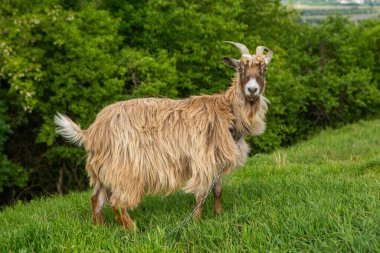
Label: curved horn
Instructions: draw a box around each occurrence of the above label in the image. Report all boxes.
[256,46,265,56]
[256,46,273,64]
[224,41,250,55]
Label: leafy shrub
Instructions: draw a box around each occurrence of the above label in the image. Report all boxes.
[0,101,27,203]
[0,1,379,204]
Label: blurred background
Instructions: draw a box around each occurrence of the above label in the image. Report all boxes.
[284,0,380,24]
[1,0,379,206]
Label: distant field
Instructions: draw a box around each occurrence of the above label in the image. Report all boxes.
[294,4,376,10]
[1,120,379,252]
[289,4,380,23]
[350,13,379,20]
[302,13,379,22]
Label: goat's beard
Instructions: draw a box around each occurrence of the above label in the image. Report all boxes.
[245,94,260,103]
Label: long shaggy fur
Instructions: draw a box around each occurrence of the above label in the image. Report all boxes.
[56,73,268,210]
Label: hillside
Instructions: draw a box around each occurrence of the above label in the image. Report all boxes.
[1,120,379,252]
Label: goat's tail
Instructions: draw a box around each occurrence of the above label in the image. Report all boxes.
[54,113,85,147]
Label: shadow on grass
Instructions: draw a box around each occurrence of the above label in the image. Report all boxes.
[90,184,247,232]
[66,174,278,234]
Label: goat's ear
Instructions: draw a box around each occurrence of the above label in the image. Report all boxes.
[264,50,273,65]
[223,57,240,70]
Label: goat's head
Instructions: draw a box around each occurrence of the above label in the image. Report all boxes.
[223,41,273,102]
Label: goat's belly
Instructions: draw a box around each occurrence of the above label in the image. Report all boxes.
[139,139,249,195]
[142,157,190,195]
[87,136,248,197]
[122,148,191,195]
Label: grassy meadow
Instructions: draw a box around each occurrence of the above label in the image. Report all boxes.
[1,120,379,252]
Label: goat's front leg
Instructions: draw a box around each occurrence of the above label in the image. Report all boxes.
[111,206,135,230]
[108,191,135,230]
[213,178,222,215]
[193,192,205,219]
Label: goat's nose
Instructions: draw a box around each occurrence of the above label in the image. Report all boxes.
[248,87,258,94]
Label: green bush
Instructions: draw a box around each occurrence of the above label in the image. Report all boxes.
[0,100,27,203]
[0,1,379,204]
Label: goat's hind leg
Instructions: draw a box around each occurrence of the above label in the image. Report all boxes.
[91,185,107,225]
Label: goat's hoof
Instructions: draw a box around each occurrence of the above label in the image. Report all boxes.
[92,215,105,226]
[193,212,202,220]
[122,221,136,231]
[214,208,222,215]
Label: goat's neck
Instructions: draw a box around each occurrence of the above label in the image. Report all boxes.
[224,75,268,137]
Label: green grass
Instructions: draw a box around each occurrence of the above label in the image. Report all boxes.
[1,120,380,252]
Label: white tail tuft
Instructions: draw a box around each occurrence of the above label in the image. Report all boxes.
[54,113,85,147]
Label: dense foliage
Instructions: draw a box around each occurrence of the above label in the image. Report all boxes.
[1,0,379,204]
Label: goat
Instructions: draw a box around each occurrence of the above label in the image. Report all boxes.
[54,41,273,229]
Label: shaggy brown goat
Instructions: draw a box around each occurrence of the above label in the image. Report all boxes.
[55,41,273,229]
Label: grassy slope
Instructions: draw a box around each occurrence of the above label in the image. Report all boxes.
[1,120,379,252]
